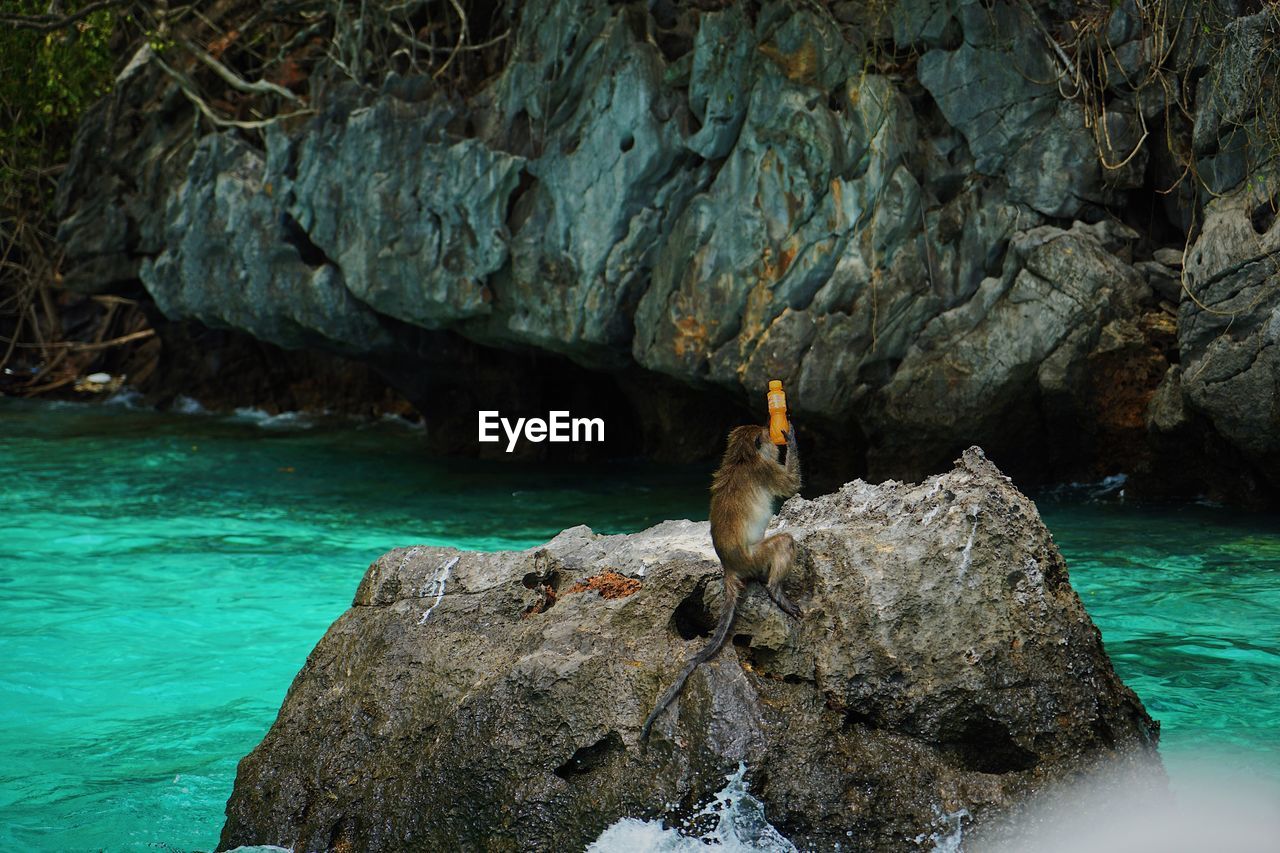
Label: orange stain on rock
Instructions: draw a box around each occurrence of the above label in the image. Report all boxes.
[672,314,708,358]
[566,571,642,599]
[829,180,845,230]
[760,247,778,282]
[757,39,819,84]
[779,243,797,277]
[760,241,796,283]
[742,283,773,344]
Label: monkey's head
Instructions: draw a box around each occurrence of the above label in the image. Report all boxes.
[723,424,781,468]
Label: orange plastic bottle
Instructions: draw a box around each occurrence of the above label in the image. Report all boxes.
[767,380,789,445]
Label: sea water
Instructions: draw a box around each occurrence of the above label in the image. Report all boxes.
[1,399,1277,852]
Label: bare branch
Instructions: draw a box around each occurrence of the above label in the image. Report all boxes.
[1095,101,1150,171]
[178,36,303,103]
[391,19,508,55]
[433,0,468,80]
[0,328,156,351]
[0,0,128,32]
[154,52,314,129]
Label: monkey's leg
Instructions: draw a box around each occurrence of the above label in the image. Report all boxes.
[756,532,801,618]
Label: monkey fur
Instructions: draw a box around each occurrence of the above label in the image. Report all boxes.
[640,424,802,743]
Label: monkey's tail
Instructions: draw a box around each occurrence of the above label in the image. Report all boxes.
[639,597,737,745]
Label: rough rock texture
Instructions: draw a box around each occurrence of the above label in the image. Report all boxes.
[864,219,1154,480]
[219,449,1157,852]
[54,0,1280,499]
[1175,172,1280,491]
[917,15,1117,219]
[143,134,394,353]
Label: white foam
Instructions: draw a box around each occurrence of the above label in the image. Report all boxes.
[588,763,796,853]
[1043,473,1130,502]
[104,388,143,408]
[172,395,207,415]
[977,757,1280,853]
[379,412,425,431]
[231,407,317,430]
[913,807,969,851]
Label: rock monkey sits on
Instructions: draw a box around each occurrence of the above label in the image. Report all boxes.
[641,424,802,743]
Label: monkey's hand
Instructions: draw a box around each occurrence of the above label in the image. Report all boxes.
[780,424,801,493]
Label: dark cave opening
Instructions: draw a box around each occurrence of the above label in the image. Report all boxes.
[1250,193,1278,235]
[672,579,715,640]
[1123,161,1193,254]
[937,714,1040,775]
[553,731,623,779]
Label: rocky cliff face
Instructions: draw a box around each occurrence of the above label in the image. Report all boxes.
[55,0,1280,499]
[218,449,1157,851]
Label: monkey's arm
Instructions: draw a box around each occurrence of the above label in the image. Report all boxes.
[772,427,801,497]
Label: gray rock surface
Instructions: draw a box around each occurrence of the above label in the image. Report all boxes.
[918,39,1105,218]
[275,95,524,331]
[1178,174,1280,475]
[52,0,1280,497]
[54,50,190,293]
[142,134,393,352]
[219,449,1157,852]
[864,220,1153,480]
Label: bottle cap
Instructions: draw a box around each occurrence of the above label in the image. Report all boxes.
[769,380,782,391]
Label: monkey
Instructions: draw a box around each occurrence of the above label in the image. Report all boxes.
[640,423,802,744]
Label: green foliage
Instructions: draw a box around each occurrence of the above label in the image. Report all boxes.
[1,2,119,359]
[0,1,117,195]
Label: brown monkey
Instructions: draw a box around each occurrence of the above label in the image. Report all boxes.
[640,424,802,743]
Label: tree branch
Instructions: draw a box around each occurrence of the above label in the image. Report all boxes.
[0,328,155,351]
[432,0,468,79]
[178,36,303,103]
[154,52,314,128]
[0,0,129,32]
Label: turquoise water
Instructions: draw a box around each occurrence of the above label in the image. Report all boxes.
[1037,492,1280,780]
[1,399,1277,851]
[0,399,706,852]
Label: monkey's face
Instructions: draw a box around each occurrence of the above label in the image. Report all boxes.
[726,424,778,464]
[757,428,782,464]
[723,424,786,469]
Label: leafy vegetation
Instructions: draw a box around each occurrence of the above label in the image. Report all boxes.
[0,0,514,392]
[0,1,117,200]
[1,1,120,387]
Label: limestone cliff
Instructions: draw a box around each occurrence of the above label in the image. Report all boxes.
[55,0,1280,499]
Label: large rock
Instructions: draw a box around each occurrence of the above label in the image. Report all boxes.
[141,134,393,353]
[219,449,1157,851]
[54,47,192,294]
[1177,172,1280,481]
[479,6,710,362]
[864,219,1153,480]
[275,93,524,331]
[918,38,1102,218]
